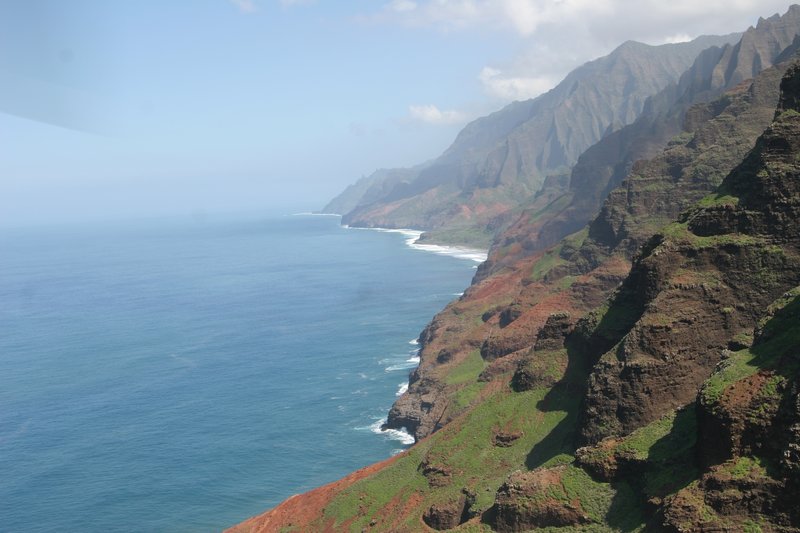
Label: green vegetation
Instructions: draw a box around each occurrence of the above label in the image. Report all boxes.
[530,244,568,281]
[421,224,495,249]
[657,220,764,249]
[701,348,760,404]
[561,227,590,253]
[667,131,695,146]
[777,108,800,120]
[527,228,590,282]
[450,382,485,411]
[617,410,691,461]
[445,350,486,385]
[742,520,765,533]
[516,349,569,384]
[702,288,800,406]
[323,444,431,530]
[722,456,768,479]
[695,192,740,208]
[321,382,583,530]
[585,407,698,499]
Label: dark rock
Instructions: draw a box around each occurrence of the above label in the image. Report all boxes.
[492,431,523,447]
[492,468,592,532]
[419,460,453,488]
[421,490,476,531]
[580,63,800,444]
[534,311,572,351]
[498,304,524,328]
[435,350,453,364]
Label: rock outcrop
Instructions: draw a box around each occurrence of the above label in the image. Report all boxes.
[231,11,800,533]
[329,35,740,247]
[579,62,800,444]
[481,5,800,273]
[387,47,793,443]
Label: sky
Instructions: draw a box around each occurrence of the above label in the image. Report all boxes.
[0,0,796,227]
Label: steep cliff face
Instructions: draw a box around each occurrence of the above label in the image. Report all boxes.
[388,57,789,443]
[322,166,424,216]
[231,15,800,533]
[332,35,738,247]
[578,66,800,444]
[659,288,800,532]
[483,60,800,533]
[483,5,800,271]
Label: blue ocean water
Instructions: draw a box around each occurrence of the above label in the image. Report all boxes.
[0,213,479,532]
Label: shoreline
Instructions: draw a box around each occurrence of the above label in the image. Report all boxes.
[295,212,489,263]
[306,217,487,448]
[341,223,486,447]
[342,224,489,264]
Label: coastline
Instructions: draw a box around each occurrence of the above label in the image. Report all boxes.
[315,217,488,449]
[342,223,487,445]
[342,224,489,264]
[301,212,489,264]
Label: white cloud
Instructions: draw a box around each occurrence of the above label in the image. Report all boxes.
[408,104,468,124]
[479,66,558,101]
[365,0,794,102]
[229,0,258,13]
[389,0,418,12]
[229,0,314,13]
[659,33,693,44]
[369,0,792,39]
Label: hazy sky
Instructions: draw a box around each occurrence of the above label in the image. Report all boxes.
[0,0,795,227]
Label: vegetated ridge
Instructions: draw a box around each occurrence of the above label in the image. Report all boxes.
[231,7,800,533]
[325,34,739,248]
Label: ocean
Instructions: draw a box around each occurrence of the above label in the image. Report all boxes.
[0,213,481,532]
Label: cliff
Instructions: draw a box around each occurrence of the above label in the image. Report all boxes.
[482,5,800,273]
[231,8,800,532]
[327,34,739,247]
[388,42,797,446]
[230,56,800,533]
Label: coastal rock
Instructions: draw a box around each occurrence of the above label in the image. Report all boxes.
[387,45,792,444]
[230,13,800,533]
[419,460,453,488]
[492,430,523,447]
[491,467,592,531]
[421,490,476,531]
[579,63,800,444]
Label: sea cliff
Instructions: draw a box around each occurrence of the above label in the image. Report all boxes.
[231,9,800,532]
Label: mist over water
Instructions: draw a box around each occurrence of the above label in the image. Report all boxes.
[0,214,477,532]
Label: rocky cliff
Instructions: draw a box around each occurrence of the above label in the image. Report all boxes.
[231,11,800,533]
[387,48,795,446]
[482,5,800,273]
[326,35,739,247]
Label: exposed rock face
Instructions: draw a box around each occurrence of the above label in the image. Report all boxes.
[385,374,447,440]
[321,166,424,215]
[386,56,792,442]
[232,13,800,533]
[492,467,592,531]
[579,62,800,444]
[421,490,476,530]
[657,287,800,532]
[334,35,740,246]
[482,6,800,273]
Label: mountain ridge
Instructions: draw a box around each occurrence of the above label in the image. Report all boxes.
[231,54,800,533]
[325,34,740,247]
[231,7,800,532]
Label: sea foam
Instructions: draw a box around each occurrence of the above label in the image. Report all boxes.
[344,226,487,263]
[368,418,415,445]
[396,382,409,396]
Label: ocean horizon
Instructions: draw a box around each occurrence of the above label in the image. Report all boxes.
[0,212,481,532]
